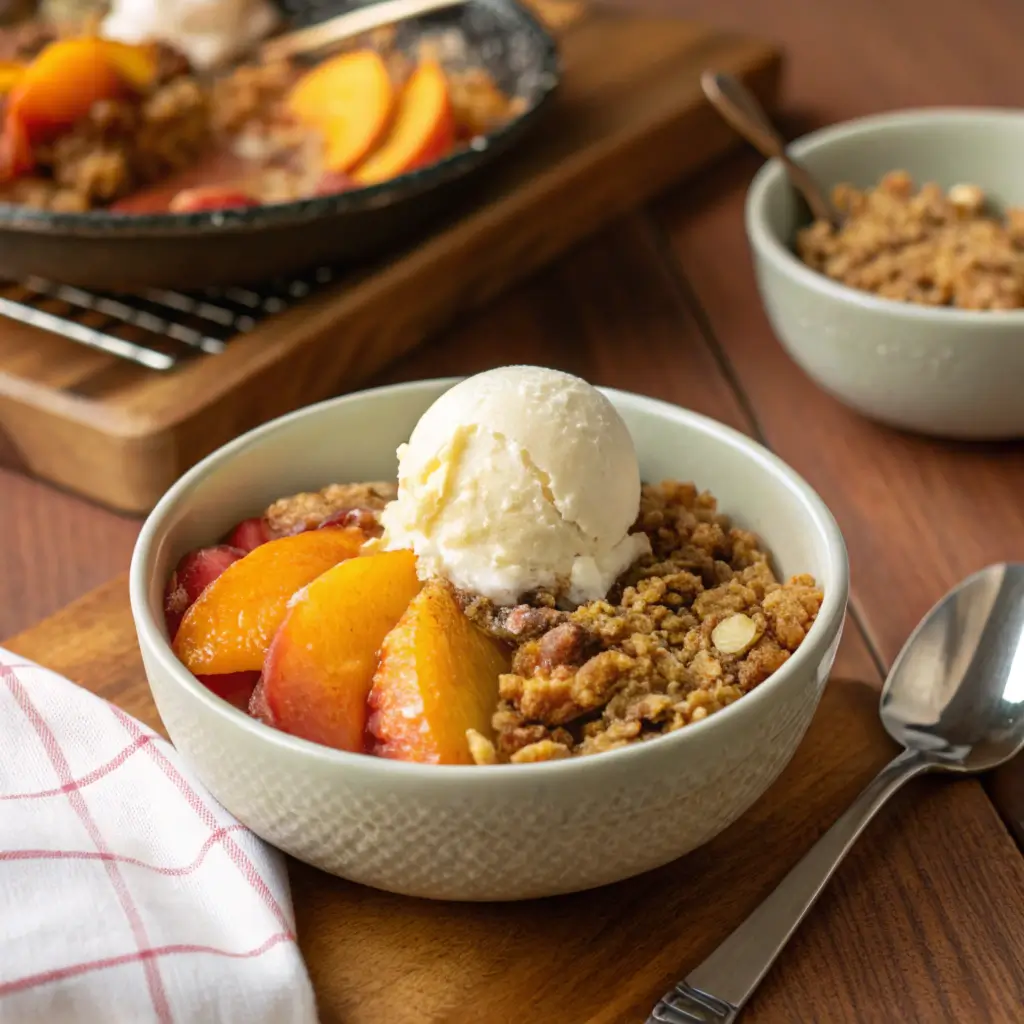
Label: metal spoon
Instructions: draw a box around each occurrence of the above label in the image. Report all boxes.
[647,562,1024,1024]
[701,69,843,230]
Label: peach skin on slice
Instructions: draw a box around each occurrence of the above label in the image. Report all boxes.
[0,61,26,96]
[261,550,421,752]
[101,40,160,93]
[173,527,365,675]
[352,60,455,186]
[8,38,127,143]
[368,581,510,764]
[0,109,33,179]
[286,49,393,173]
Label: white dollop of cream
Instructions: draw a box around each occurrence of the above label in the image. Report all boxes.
[102,0,280,71]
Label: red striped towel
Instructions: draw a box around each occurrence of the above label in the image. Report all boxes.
[0,650,316,1023]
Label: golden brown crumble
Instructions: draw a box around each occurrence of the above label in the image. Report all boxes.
[796,170,1024,310]
[209,59,296,136]
[264,481,397,536]
[446,68,527,138]
[464,481,823,763]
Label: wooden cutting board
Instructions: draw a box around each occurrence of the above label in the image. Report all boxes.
[7,576,1024,1023]
[0,5,782,515]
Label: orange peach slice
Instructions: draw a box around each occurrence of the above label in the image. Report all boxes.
[195,671,261,712]
[8,38,127,143]
[0,61,26,96]
[261,550,421,752]
[287,49,393,173]
[353,60,455,186]
[101,40,160,93]
[173,527,365,675]
[0,109,33,179]
[368,581,510,764]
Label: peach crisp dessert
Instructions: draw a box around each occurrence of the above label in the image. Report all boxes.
[0,9,522,212]
[164,367,824,765]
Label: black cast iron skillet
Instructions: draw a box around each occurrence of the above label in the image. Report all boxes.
[0,0,560,290]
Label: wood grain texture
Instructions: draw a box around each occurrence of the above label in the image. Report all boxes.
[5,577,1024,1023]
[0,9,781,513]
[657,0,1024,847]
[0,466,139,639]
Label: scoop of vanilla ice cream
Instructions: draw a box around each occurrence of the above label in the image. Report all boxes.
[102,0,279,71]
[379,366,651,606]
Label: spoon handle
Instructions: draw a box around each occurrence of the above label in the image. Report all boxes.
[261,0,467,62]
[646,748,930,1023]
[700,70,841,229]
[701,70,786,156]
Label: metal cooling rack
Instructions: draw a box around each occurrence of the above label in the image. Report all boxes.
[0,266,339,371]
[0,3,401,372]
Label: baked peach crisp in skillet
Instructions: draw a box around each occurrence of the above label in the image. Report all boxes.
[164,368,823,765]
[0,16,523,213]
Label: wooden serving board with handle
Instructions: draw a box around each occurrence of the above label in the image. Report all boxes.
[7,575,1024,1023]
[0,3,783,515]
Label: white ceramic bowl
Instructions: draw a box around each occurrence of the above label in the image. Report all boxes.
[130,379,849,901]
[746,108,1024,440]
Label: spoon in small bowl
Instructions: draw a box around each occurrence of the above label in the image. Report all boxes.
[647,562,1024,1023]
[701,69,843,230]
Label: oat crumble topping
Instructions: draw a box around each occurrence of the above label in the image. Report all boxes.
[265,481,397,536]
[460,481,823,764]
[796,170,1024,310]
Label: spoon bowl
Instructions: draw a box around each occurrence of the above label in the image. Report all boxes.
[881,562,1024,771]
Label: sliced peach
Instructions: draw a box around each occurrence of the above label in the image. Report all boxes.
[196,671,261,712]
[0,61,26,96]
[261,550,421,752]
[8,38,127,143]
[164,544,245,640]
[368,581,510,764]
[101,40,160,93]
[287,49,393,173]
[248,673,275,726]
[352,60,455,186]
[173,527,366,675]
[0,109,33,180]
[224,516,275,553]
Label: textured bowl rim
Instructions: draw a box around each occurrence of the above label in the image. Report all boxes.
[0,0,560,238]
[745,105,1024,323]
[129,378,850,781]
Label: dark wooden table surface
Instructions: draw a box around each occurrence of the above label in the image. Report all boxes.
[3,0,1024,1019]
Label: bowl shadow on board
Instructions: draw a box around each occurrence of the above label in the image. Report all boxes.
[287,678,885,998]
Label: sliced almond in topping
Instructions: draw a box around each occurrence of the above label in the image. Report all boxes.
[467,728,498,766]
[948,183,984,215]
[712,613,759,656]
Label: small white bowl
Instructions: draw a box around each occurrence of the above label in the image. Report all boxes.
[129,379,849,901]
[746,108,1024,440]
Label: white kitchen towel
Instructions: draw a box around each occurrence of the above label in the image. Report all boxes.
[0,648,317,1024]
